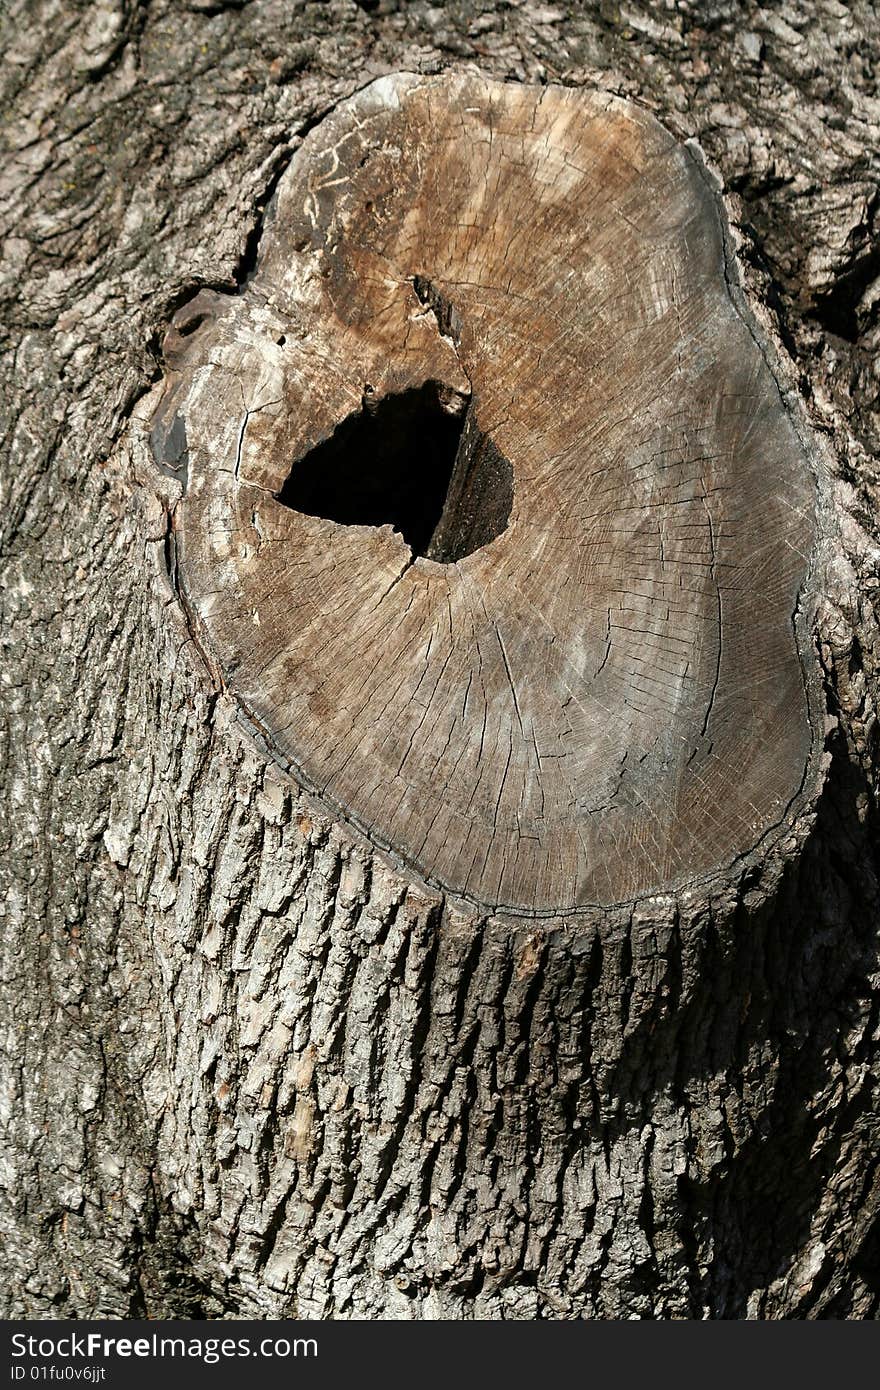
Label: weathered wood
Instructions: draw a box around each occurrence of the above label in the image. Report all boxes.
[153,73,826,915]
[3,0,880,1323]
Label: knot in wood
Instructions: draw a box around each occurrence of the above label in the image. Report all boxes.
[151,72,824,916]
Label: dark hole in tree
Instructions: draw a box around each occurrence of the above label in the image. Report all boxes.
[275,382,513,563]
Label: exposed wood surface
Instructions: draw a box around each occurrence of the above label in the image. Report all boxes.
[154,72,824,914]
[4,0,880,1321]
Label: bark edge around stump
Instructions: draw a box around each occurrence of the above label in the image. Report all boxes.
[148,71,831,917]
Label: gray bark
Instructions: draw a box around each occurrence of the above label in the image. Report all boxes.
[1,0,879,1320]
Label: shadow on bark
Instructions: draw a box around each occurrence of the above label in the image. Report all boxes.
[606,739,879,1315]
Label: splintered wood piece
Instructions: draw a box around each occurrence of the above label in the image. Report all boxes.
[151,72,825,915]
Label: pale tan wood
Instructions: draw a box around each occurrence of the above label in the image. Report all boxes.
[152,72,824,915]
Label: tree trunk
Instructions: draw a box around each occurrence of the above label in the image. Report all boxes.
[2,0,879,1321]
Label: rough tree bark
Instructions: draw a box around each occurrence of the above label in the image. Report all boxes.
[2,0,879,1321]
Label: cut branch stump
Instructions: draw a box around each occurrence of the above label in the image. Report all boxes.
[153,72,826,916]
